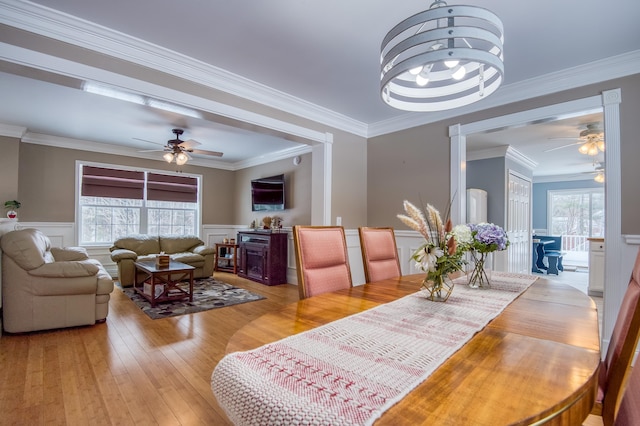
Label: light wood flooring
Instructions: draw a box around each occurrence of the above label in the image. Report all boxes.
[0,273,299,425]
[0,270,603,425]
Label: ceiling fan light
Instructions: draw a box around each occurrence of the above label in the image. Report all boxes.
[587,144,599,156]
[597,140,605,152]
[176,152,189,165]
[163,152,174,163]
[578,143,590,155]
[594,171,605,183]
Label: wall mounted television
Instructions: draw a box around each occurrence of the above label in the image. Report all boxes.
[251,174,285,211]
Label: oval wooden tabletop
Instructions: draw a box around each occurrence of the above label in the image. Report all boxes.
[225,275,601,425]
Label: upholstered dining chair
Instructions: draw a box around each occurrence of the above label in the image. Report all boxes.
[293,225,352,299]
[358,227,401,283]
[613,363,640,426]
[588,247,640,426]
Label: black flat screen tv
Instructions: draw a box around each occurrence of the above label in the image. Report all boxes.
[251,174,285,211]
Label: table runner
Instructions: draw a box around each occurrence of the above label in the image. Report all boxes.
[211,272,537,425]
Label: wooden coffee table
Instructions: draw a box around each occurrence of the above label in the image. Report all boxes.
[133,260,195,307]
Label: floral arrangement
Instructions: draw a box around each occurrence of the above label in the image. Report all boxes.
[466,222,510,253]
[462,222,510,288]
[397,200,465,301]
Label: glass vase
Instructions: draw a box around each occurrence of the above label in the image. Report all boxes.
[421,274,454,302]
[468,250,491,289]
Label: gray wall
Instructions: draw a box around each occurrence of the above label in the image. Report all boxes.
[466,157,505,227]
[234,153,312,228]
[532,179,604,231]
[367,73,640,235]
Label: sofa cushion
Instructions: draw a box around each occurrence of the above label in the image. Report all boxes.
[159,235,204,254]
[171,252,205,267]
[111,234,160,255]
[0,228,54,270]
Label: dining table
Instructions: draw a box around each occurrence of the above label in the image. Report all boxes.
[213,272,601,425]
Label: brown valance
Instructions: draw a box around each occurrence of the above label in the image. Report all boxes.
[147,173,198,203]
[81,166,144,199]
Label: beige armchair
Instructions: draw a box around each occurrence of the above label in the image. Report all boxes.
[1,228,114,333]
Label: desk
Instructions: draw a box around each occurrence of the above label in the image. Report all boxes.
[532,239,552,273]
[223,274,600,425]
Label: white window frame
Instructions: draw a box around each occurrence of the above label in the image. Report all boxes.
[75,160,203,246]
[546,187,605,239]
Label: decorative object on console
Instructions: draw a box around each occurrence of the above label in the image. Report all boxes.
[4,200,20,219]
[380,0,504,112]
[397,200,465,302]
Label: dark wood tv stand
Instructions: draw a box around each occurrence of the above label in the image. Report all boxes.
[237,231,288,285]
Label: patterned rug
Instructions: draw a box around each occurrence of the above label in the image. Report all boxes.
[119,277,266,319]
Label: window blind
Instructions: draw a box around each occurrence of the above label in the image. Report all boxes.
[81,166,144,199]
[147,173,198,203]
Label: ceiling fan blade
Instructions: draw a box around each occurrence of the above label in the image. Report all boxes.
[178,138,201,149]
[137,149,167,153]
[191,148,224,157]
[133,137,165,146]
[543,142,581,152]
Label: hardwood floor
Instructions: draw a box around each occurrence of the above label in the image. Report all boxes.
[0,270,603,425]
[0,273,299,425]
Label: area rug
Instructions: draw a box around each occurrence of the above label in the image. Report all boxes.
[119,277,266,319]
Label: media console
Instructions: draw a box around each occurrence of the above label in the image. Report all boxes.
[237,231,287,285]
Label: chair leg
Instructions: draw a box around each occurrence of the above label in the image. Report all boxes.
[547,256,559,275]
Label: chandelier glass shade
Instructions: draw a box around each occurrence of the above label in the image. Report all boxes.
[380,0,504,111]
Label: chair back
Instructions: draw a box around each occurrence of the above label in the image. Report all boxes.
[615,364,640,425]
[358,227,401,283]
[293,226,352,299]
[599,247,640,425]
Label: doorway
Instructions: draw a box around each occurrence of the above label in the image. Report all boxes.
[449,89,623,347]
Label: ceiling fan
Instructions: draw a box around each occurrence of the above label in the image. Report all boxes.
[136,128,223,165]
[544,123,605,156]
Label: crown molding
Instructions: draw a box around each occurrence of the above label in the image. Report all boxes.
[368,50,640,137]
[467,146,537,171]
[1,0,638,141]
[20,131,308,171]
[0,123,27,138]
[0,0,368,138]
[532,174,601,184]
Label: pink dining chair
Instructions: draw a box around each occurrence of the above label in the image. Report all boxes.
[358,227,401,283]
[293,225,353,299]
[614,363,640,425]
[589,247,640,426]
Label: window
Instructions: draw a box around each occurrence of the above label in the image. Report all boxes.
[548,188,605,238]
[78,163,201,244]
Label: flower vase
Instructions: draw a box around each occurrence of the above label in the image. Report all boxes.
[468,251,491,289]
[6,210,17,219]
[421,274,454,302]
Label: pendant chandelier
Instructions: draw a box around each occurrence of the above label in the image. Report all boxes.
[380,0,504,111]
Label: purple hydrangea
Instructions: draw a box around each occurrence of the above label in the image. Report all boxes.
[468,223,509,252]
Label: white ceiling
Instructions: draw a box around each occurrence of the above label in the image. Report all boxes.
[0,0,638,173]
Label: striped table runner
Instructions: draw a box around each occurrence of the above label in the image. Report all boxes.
[211,272,537,425]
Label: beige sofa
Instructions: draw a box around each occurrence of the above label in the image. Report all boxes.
[109,234,215,287]
[1,228,114,333]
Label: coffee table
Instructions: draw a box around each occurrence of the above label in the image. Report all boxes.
[133,260,195,307]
